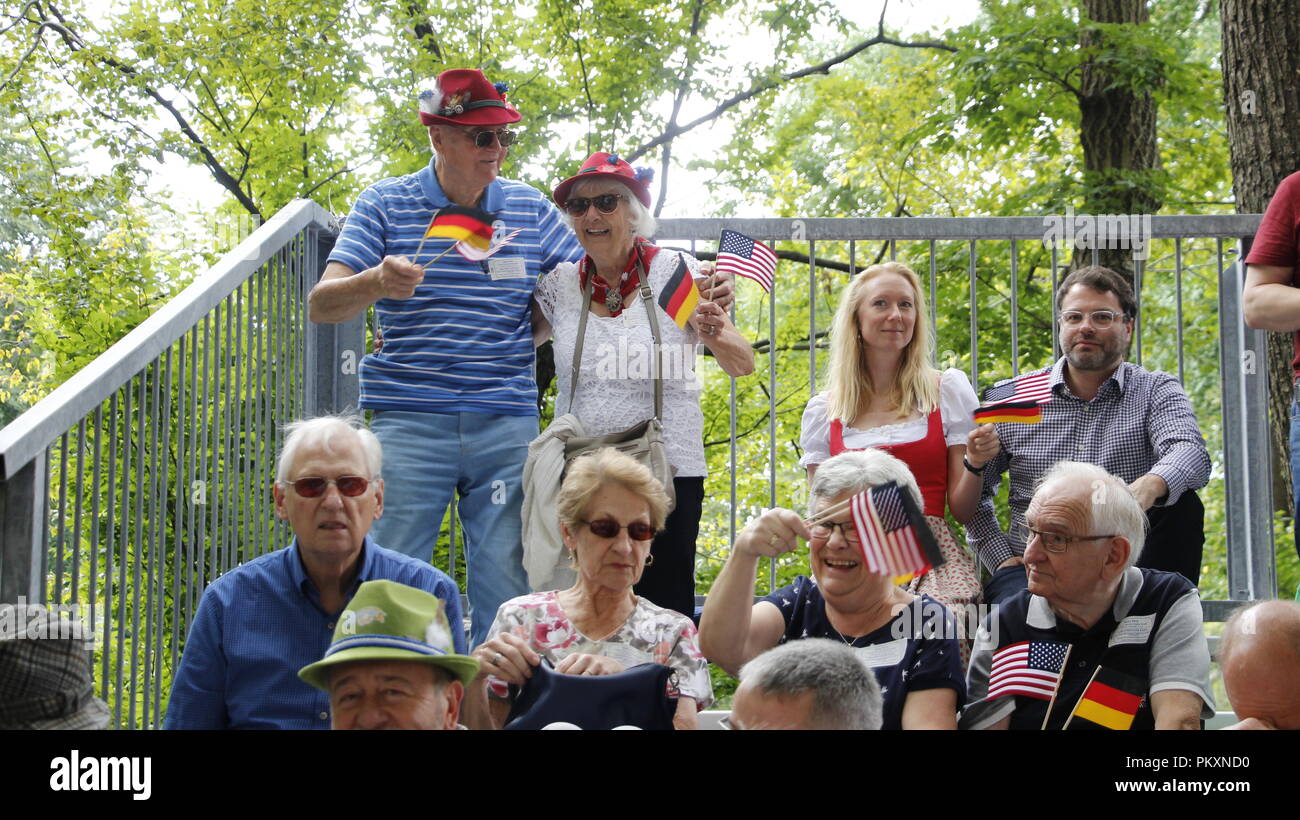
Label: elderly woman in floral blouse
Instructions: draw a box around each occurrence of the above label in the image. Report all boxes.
[463,447,712,730]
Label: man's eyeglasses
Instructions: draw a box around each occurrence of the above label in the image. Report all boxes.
[808,520,860,544]
[463,128,517,148]
[581,518,656,541]
[283,476,371,498]
[1059,309,1126,329]
[1014,522,1117,553]
[563,194,624,217]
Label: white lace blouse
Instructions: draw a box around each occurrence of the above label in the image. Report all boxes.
[798,368,979,468]
[535,249,707,477]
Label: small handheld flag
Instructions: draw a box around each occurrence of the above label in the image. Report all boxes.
[657,255,700,329]
[986,641,1070,702]
[1067,666,1145,730]
[717,229,777,293]
[973,371,1053,424]
[847,481,943,577]
[455,227,522,261]
[412,205,497,267]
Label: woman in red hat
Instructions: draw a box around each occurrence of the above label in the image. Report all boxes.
[532,151,755,620]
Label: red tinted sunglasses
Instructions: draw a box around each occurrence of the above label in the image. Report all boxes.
[285,476,371,498]
[582,518,656,541]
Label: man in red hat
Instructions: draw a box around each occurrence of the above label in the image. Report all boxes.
[308,69,731,649]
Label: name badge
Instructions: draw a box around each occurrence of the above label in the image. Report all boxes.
[854,639,908,668]
[1108,613,1156,647]
[488,257,526,280]
[623,305,650,328]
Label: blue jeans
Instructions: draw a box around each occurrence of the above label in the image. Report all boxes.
[1291,385,1300,562]
[370,410,537,648]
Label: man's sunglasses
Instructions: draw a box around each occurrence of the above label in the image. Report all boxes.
[563,194,624,217]
[581,518,656,541]
[284,476,371,498]
[464,128,517,148]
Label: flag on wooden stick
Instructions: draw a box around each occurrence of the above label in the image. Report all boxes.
[986,641,1070,701]
[1067,666,1145,730]
[847,481,943,577]
[716,229,777,293]
[657,255,700,329]
[424,205,496,251]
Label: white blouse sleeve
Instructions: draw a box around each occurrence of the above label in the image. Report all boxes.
[534,262,573,325]
[799,392,833,468]
[940,368,979,446]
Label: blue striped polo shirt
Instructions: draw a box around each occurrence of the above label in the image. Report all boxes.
[328,159,583,415]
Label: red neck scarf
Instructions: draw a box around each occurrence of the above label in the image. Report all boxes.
[578,239,661,317]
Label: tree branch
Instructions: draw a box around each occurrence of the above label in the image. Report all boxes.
[626,21,955,161]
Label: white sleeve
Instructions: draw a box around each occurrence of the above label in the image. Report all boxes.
[1148,589,1216,718]
[940,368,979,446]
[534,262,571,324]
[799,392,833,468]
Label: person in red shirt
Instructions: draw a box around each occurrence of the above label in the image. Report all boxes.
[1242,170,1300,560]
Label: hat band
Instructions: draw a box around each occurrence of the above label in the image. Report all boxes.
[439,99,507,116]
[324,633,450,658]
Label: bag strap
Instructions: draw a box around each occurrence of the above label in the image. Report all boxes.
[567,253,664,419]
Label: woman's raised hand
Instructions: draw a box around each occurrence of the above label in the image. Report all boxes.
[966,423,1000,469]
[734,508,809,559]
[473,631,541,686]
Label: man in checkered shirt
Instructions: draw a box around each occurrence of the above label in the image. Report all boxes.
[966,266,1211,605]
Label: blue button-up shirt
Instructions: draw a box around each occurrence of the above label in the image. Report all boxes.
[162,537,464,729]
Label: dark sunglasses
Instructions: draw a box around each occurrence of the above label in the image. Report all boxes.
[563,194,624,217]
[465,128,517,148]
[581,518,656,541]
[285,476,371,498]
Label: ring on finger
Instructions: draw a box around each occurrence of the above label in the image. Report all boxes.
[493,652,503,666]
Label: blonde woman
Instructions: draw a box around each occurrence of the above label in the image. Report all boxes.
[799,263,999,657]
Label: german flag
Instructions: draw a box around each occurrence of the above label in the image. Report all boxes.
[1067,667,1146,730]
[657,256,700,329]
[973,400,1042,424]
[423,206,495,252]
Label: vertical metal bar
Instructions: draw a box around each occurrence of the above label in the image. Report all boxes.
[1175,238,1185,385]
[72,419,85,604]
[175,332,191,677]
[115,381,130,725]
[969,241,979,392]
[89,407,102,649]
[928,240,938,365]
[257,262,268,558]
[849,240,856,276]
[1133,256,1143,366]
[54,431,69,604]
[142,357,161,728]
[0,453,47,605]
[1051,246,1060,361]
[808,239,817,397]
[104,392,117,719]
[201,313,215,606]
[40,444,51,605]
[768,265,777,594]
[130,369,147,729]
[235,281,246,566]
[209,305,222,582]
[153,347,173,724]
[1009,240,1020,377]
[275,249,288,546]
[729,297,737,553]
[223,296,235,574]
[888,238,896,261]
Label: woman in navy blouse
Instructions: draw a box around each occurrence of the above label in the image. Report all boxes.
[700,448,966,729]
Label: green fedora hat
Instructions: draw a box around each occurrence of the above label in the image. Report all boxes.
[299,580,479,690]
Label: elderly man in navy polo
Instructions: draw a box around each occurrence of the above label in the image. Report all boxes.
[162,415,464,729]
[308,68,732,647]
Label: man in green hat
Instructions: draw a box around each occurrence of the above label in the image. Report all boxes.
[301,580,479,730]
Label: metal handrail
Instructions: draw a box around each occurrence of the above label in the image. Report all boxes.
[0,200,339,480]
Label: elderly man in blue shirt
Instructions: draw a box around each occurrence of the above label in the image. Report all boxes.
[162,414,464,729]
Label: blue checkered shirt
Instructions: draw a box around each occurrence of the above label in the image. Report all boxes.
[162,537,464,729]
[964,358,1211,572]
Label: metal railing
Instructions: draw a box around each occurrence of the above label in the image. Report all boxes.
[0,203,1272,728]
[0,200,357,728]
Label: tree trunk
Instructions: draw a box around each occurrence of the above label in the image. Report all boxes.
[1073,0,1163,279]
[1222,0,1300,516]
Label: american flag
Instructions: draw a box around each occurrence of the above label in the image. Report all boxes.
[848,482,942,576]
[987,640,1069,701]
[1002,370,1053,405]
[716,229,777,293]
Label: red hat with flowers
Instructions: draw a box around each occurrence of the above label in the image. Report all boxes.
[552,151,655,210]
[418,68,521,127]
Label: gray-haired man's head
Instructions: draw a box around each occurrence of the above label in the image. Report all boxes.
[731,639,882,730]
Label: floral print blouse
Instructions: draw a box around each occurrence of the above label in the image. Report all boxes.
[485,591,713,708]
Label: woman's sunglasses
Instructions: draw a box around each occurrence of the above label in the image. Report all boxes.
[284,476,371,498]
[581,518,656,541]
[563,194,624,217]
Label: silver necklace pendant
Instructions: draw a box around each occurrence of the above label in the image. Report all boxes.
[604,288,623,313]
